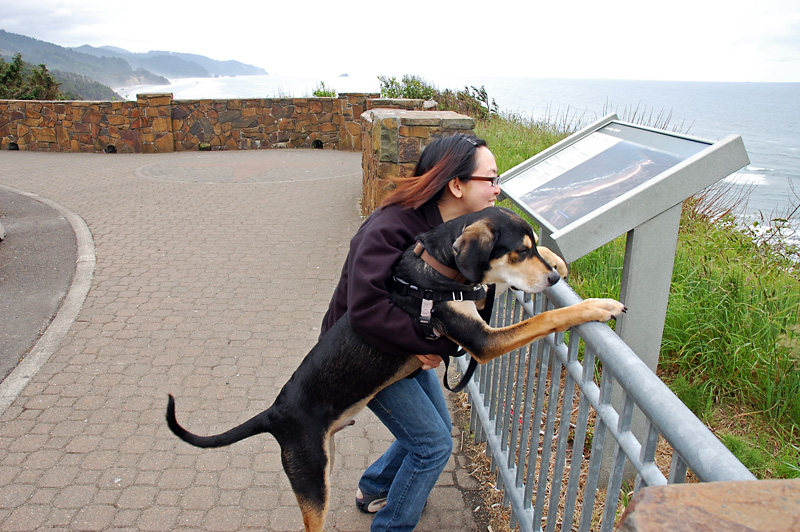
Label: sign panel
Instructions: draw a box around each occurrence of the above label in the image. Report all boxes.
[502,122,710,232]
[500,114,750,262]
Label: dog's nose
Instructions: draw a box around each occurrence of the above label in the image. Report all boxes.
[547,270,560,286]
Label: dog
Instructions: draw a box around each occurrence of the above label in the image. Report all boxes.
[166,206,625,532]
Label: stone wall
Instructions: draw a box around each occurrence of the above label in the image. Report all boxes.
[360,109,475,216]
[0,99,138,153]
[0,92,391,153]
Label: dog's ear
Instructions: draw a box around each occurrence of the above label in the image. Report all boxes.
[452,220,496,283]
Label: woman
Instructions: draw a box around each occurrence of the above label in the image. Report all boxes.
[320,133,500,531]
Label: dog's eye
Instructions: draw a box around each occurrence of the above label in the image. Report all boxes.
[508,247,531,263]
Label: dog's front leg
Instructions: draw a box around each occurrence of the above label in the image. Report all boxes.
[443,298,625,363]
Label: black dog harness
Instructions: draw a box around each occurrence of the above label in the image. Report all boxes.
[391,241,486,393]
[392,276,487,339]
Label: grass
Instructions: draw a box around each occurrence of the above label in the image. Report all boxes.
[475,111,800,482]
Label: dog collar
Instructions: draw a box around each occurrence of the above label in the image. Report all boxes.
[414,241,468,284]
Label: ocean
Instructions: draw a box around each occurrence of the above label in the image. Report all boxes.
[119,74,799,228]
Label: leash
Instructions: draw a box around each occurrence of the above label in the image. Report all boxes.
[441,349,477,393]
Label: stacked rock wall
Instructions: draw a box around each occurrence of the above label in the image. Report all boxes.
[0,92,384,153]
[0,99,141,153]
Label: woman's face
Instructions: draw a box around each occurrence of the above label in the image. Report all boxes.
[460,146,500,213]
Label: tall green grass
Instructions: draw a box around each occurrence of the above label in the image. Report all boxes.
[664,209,800,420]
[476,112,800,479]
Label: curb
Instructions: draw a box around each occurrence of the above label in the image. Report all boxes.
[0,185,96,416]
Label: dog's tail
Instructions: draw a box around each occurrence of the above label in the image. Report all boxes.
[166,394,272,448]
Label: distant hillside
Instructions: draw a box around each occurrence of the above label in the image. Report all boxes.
[53,70,125,100]
[78,46,268,78]
[0,30,268,92]
[0,30,167,88]
[74,45,209,78]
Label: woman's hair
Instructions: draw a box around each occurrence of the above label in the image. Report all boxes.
[381,133,488,209]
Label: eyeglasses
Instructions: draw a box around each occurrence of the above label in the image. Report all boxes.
[466,176,500,187]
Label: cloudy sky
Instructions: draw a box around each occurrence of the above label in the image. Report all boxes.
[3,0,799,82]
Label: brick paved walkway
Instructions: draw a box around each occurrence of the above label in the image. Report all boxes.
[0,150,480,531]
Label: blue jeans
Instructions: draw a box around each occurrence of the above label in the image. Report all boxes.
[359,369,453,532]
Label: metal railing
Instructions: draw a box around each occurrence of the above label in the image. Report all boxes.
[456,282,755,532]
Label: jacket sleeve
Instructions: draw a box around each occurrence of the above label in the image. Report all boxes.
[345,215,459,358]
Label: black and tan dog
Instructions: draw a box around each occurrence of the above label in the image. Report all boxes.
[166,206,625,532]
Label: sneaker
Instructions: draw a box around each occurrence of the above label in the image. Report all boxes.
[355,488,387,514]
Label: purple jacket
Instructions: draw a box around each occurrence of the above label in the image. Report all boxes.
[320,201,460,358]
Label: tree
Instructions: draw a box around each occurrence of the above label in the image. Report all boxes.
[0,53,63,100]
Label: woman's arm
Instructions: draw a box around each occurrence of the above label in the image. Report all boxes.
[345,214,459,358]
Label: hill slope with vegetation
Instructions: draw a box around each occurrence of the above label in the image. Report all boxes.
[0,30,166,88]
[73,45,268,78]
[0,29,268,100]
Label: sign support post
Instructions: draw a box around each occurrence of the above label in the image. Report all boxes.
[615,202,682,373]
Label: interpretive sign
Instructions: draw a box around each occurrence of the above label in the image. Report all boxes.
[504,122,709,231]
[500,114,749,263]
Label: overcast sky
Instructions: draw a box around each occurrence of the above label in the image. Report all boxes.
[3,0,799,82]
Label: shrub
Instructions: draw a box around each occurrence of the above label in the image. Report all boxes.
[377,74,499,120]
[312,81,336,98]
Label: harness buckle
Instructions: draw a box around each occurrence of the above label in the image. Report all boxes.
[420,298,434,322]
[452,291,464,302]
[419,298,439,339]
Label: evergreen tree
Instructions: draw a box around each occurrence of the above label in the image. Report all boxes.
[0,53,63,100]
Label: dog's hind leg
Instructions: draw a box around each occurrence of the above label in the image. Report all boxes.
[279,438,330,532]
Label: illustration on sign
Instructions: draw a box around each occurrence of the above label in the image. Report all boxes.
[503,123,709,230]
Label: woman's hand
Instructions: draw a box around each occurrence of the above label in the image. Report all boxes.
[416,354,443,370]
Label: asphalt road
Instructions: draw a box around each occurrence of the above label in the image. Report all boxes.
[0,186,76,381]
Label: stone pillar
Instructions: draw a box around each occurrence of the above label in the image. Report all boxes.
[360,109,474,217]
[137,93,174,153]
